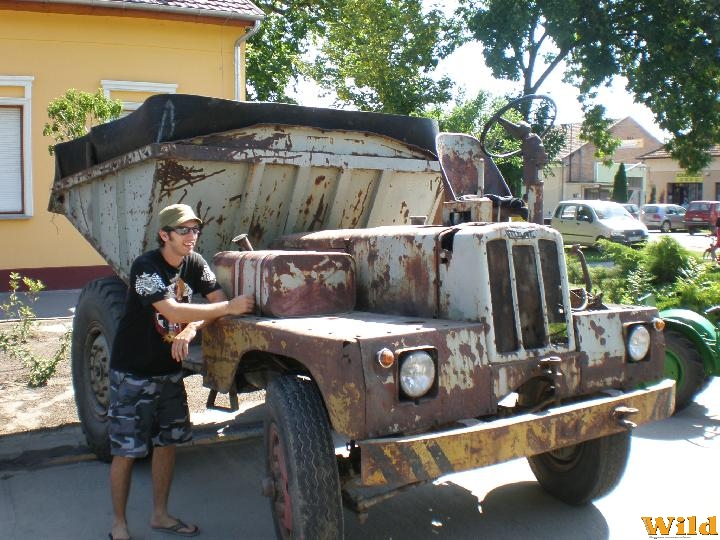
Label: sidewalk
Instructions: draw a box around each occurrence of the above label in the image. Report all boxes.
[0,287,266,469]
[0,394,266,471]
[0,288,80,320]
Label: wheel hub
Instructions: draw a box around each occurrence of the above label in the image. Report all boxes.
[88,332,110,411]
[267,423,293,538]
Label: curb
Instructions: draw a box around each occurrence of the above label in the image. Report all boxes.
[0,404,266,473]
[0,420,263,473]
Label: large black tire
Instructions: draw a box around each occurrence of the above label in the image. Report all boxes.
[664,330,706,411]
[72,277,127,462]
[660,220,671,233]
[264,375,344,540]
[528,431,631,506]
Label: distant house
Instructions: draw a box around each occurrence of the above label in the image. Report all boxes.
[638,145,720,205]
[541,117,664,220]
[0,0,263,291]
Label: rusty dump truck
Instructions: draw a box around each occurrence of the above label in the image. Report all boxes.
[49,94,674,539]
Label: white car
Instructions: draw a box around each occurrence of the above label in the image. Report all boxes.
[551,200,649,247]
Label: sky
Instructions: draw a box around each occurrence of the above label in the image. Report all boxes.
[292,41,668,143]
[433,41,669,142]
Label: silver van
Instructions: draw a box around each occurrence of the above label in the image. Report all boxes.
[551,200,649,247]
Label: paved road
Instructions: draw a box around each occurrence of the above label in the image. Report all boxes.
[1,379,718,540]
[647,229,713,253]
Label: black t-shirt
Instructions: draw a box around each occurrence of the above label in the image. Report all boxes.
[111,249,222,376]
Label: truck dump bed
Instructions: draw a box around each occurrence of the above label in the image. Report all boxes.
[48,94,446,280]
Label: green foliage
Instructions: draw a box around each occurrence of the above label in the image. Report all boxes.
[459,0,720,172]
[667,262,720,313]
[25,329,72,388]
[425,91,567,197]
[649,184,657,204]
[0,272,43,341]
[43,88,123,155]
[0,273,70,387]
[611,163,628,203]
[643,236,692,285]
[424,90,497,135]
[247,0,458,114]
[576,236,720,316]
[595,240,643,274]
[309,0,454,114]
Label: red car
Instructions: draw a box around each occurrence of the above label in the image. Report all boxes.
[684,200,720,234]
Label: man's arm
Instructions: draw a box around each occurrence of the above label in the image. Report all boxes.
[154,291,255,362]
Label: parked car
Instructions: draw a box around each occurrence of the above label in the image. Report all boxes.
[551,200,649,247]
[622,203,640,219]
[640,203,687,232]
[684,200,720,234]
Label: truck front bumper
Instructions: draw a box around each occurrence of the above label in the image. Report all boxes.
[357,379,675,487]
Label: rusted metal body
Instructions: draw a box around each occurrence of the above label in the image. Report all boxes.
[50,123,443,282]
[202,222,668,445]
[355,379,674,487]
[50,95,674,518]
[213,250,356,317]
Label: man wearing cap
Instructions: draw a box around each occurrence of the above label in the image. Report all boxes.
[108,203,254,540]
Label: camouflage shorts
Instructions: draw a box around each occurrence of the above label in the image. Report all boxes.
[108,369,192,458]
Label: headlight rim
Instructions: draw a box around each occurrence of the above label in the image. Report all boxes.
[398,350,436,399]
[627,324,651,361]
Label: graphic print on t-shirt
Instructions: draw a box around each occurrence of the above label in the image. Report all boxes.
[135,271,194,343]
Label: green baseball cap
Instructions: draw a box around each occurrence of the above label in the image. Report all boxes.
[159,204,202,229]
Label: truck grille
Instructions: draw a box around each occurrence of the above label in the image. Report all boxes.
[487,238,567,353]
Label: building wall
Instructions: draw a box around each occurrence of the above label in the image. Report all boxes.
[643,155,720,205]
[542,117,664,218]
[0,6,254,289]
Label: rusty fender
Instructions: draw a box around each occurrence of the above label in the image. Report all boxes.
[357,378,675,487]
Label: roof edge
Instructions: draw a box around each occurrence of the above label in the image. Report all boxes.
[9,0,265,21]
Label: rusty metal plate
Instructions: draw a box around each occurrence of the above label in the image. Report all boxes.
[213,250,356,317]
[357,379,675,486]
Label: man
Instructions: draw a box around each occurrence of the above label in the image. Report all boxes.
[109,203,254,540]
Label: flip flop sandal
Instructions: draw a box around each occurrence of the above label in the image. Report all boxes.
[151,519,200,537]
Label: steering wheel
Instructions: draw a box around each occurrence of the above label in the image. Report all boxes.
[479,94,557,159]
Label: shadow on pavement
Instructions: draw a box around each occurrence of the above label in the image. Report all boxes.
[344,480,608,540]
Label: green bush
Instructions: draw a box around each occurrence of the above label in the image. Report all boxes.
[571,236,720,315]
[642,236,692,285]
[0,273,70,387]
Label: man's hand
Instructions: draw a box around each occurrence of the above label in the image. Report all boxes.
[171,323,199,362]
[227,294,255,316]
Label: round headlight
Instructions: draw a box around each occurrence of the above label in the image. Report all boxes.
[399,351,435,398]
[627,325,651,361]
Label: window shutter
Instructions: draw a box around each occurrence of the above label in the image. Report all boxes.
[0,106,22,213]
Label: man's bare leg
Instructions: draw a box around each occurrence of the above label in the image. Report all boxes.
[110,456,134,540]
[149,445,198,534]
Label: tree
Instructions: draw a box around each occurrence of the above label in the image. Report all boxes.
[611,163,628,203]
[246,0,457,114]
[245,1,334,102]
[426,91,566,196]
[459,0,720,172]
[309,0,454,114]
[43,89,122,155]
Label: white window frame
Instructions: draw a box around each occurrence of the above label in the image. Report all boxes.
[101,80,178,113]
[0,76,33,218]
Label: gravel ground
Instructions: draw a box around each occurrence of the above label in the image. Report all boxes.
[0,319,248,436]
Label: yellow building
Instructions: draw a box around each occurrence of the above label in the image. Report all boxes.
[541,117,664,221]
[639,145,720,205]
[0,0,263,290]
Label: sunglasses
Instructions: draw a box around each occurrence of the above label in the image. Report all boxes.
[168,225,201,235]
